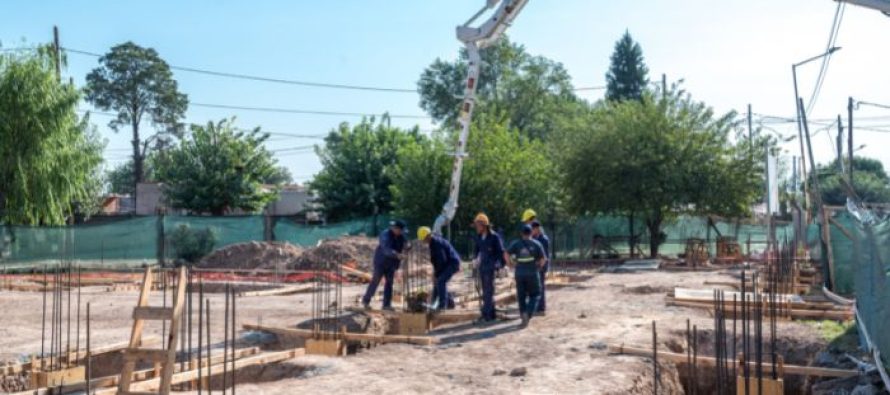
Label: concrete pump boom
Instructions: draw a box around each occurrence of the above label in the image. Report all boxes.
[837,0,890,14]
[432,0,529,235]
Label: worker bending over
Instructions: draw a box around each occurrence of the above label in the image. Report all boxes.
[507,224,546,328]
[522,208,550,315]
[418,226,460,311]
[362,220,408,311]
[473,213,509,323]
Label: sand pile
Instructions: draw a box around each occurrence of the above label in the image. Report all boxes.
[198,241,303,271]
[288,236,377,271]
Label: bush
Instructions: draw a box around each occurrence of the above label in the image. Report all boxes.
[168,224,216,264]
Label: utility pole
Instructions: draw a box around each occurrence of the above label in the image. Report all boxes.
[52,26,61,81]
[847,97,854,187]
[747,104,754,148]
[836,115,844,172]
[661,73,667,95]
[800,97,835,290]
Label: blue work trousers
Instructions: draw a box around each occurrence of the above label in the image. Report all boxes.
[362,261,398,308]
[515,266,541,316]
[479,268,497,320]
[432,265,458,310]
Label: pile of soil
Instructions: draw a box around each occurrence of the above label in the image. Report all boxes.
[198,241,303,271]
[288,237,377,271]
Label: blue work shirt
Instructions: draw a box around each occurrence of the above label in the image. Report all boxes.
[474,231,506,271]
[534,232,551,264]
[429,234,460,274]
[373,229,407,268]
[507,238,546,275]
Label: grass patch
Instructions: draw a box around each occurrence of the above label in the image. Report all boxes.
[803,320,859,351]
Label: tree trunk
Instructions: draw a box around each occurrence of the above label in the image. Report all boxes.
[132,120,144,186]
[628,212,635,258]
[646,212,664,258]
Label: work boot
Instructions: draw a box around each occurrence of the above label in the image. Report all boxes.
[534,310,547,317]
[382,306,396,312]
[362,303,371,311]
[519,313,530,329]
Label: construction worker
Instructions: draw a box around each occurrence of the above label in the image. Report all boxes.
[522,208,551,315]
[361,220,408,311]
[506,224,546,328]
[473,213,509,323]
[418,226,459,311]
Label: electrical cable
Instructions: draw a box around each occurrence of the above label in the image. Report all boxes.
[806,2,845,115]
[190,102,430,119]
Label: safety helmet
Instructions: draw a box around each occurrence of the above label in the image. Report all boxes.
[521,209,537,223]
[417,226,432,241]
[474,213,490,226]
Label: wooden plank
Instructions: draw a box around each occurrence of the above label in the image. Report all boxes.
[608,344,858,378]
[339,264,372,281]
[117,266,153,392]
[666,297,853,321]
[236,283,314,297]
[2,338,161,376]
[242,323,437,346]
[132,306,173,321]
[123,348,169,363]
[99,348,305,394]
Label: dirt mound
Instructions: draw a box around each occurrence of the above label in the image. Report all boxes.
[623,285,673,295]
[288,236,377,271]
[198,241,303,271]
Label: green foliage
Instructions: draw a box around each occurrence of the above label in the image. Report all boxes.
[309,117,422,222]
[167,224,216,264]
[0,48,104,225]
[153,118,279,215]
[106,160,154,195]
[264,166,294,186]
[605,31,650,102]
[417,37,577,140]
[556,85,761,257]
[391,112,556,230]
[813,156,890,205]
[85,41,188,190]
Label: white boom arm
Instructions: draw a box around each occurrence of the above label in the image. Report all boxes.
[838,0,890,13]
[432,0,529,234]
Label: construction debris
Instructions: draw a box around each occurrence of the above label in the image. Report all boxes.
[199,241,304,271]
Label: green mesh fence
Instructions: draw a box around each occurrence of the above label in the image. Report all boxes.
[0,215,385,267]
[826,209,890,372]
[551,215,791,259]
[274,216,386,247]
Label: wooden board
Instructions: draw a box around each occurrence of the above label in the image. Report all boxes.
[305,339,346,356]
[243,323,436,346]
[737,376,785,395]
[665,297,853,321]
[674,287,804,304]
[608,344,858,378]
[398,313,431,336]
[236,283,314,297]
[30,366,85,388]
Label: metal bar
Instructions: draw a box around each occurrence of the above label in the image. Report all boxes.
[198,278,204,395]
[223,283,230,394]
[41,264,47,370]
[652,320,658,395]
[86,302,91,395]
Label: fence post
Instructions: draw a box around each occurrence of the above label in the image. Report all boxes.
[156,211,165,267]
[264,214,274,241]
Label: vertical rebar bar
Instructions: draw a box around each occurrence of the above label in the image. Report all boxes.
[206,298,211,394]
[41,264,47,370]
[652,320,657,395]
[223,283,230,394]
[76,264,81,366]
[198,278,204,395]
[86,302,91,395]
[231,286,236,395]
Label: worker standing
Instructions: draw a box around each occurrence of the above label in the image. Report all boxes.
[418,226,460,311]
[506,224,546,328]
[362,220,409,311]
[473,213,509,323]
[522,209,550,315]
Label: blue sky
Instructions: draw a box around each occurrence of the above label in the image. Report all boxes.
[3,0,890,183]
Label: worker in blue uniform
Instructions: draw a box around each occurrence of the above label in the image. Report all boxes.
[506,224,546,328]
[418,226,459,311]
[361,220,408,310]
[522,209,551,315]
[472,213,509,323]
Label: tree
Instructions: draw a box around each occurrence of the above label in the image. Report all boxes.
[556,85,762,257]
[168,224,216,264]
[85,42,188,196]
[153,118,278,215]
[264,166,294,186]
[309,117,422,222]
[106,160,155,195]
[814,156,890,205]
[391,111,556,231]
[417,37,577,140]
[0,47,104,225]
[605,31,649,102]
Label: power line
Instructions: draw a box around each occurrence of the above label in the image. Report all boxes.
[806,1,845,115]
[64,46,604,94]
[190,102,430,119]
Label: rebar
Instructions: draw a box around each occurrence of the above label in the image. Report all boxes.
[41,264,47,370]
[223,283,230,394]
[86,302,91,395]
[205,298,211,394]
[198,279,204,395]
[652,320,658,395]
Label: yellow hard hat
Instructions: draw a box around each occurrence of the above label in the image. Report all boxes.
[521,209,537,223]
[417,226,432,241]
[474,213,490,226]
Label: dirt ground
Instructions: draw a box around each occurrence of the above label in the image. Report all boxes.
[0,268,869,395]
